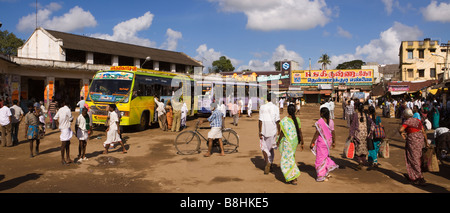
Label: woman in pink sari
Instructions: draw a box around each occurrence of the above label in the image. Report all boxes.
[310,107,339,182]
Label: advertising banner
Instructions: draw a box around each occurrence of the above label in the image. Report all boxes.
[291,69,373,86]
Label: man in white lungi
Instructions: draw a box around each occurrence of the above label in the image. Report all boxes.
[199,103,224,157]
[54,99,74,165]
[103,104,127,154]
[258,94,280,174]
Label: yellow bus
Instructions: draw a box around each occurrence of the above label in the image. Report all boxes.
[86,66,196,131]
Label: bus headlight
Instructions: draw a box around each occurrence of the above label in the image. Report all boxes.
[120,111,130,117]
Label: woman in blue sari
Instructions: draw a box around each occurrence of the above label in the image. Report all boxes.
[431,103,440,129]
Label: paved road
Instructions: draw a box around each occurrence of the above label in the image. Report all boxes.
[0,103,448,193]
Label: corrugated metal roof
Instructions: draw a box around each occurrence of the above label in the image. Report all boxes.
[45,29,202,67]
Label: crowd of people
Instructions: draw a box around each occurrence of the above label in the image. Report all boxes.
[154,97,189,132]
[1,91,448,187]
[209,93,446,186]
[0,96,129,165]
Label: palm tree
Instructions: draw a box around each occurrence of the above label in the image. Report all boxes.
[318,54,331,70]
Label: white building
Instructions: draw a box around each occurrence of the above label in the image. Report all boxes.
[361,62,382,84]
[2,28,201,110]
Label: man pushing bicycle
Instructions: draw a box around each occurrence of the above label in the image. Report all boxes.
[198,102,225,157]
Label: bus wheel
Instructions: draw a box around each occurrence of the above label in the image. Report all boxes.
[138,112,148,131]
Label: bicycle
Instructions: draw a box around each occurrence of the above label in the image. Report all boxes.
[174,121,239,155]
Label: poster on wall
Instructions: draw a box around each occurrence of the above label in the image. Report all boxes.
[291,69,374,86]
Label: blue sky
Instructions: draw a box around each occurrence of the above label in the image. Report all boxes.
[1,0,450,71]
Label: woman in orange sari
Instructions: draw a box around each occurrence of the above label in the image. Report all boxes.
[166,100,173,129]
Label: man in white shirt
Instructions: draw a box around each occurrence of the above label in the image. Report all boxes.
[279,98,285,114]
[154,97,167,131]
[258,94,280,175]
[10,100,24,145]
[76,97,86,114]
[247,98,253,117]
[218,101,226,128]
[0,101,12,147]
[53,100,74,165]
[320,100,330,111]
[329,98,335,119]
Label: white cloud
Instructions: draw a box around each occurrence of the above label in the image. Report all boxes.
[237,44,304,71]
[91,12,155,47]
[17,3,97,32]
[160,28,182,51]
[210,0,333,31]
[421,0,450,23]
[381,0,394,15]
[337,26,352,39]
[194,44,239,72]
[330,22,423,69]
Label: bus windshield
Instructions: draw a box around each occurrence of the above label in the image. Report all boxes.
[87,71,134,103]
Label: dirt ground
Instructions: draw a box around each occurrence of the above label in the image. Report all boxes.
[0,103,448,193]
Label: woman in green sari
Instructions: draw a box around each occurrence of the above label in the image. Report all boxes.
[276,104,304,185]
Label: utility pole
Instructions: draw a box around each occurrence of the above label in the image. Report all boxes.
[442,42,449,80]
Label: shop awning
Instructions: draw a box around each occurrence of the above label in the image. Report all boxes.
[429,89,438,95]
[303,90,332,95]
[390,91,407,95]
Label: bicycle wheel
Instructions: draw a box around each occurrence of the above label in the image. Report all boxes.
[221,129,239,153]
[174,131,201,155]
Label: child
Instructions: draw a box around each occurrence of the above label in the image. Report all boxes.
[76,108,92,162]
[24,104,41,158]
[103,104,127,154]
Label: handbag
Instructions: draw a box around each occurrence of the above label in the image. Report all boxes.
[422,147,440,172]
[343,137,355,159]
[379,139,390,158]
[373,125,386,139]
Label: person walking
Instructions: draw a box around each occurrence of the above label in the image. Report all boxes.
[53,99,74,165]
[295,98,301,115]
[76,97,86,114]
[279,98,285,114]
[24,104,40,157]
[329,98,335,119]
[399,108,429,186]
[431,103,440,129]
[258,94,280,175]
[48,97,58,130]
[349,103,374,170]
[10,100,24,146]
[0,101,12,147]
[232,101,239,126]
[103,104,127,154]
[345,100,354,127]
[276,104,303,185]
[218,101,226,129]
[76,108,92,163]
[368,106,382,168]
[247,98,253,117]
[342,99,347,120]
[310,107,339,182]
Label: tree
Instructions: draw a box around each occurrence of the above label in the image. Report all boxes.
[274,61,281,71]
[336,60,366,70]
[211,56,235,73]
[318,54,331,70]
[0,30,24,56]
